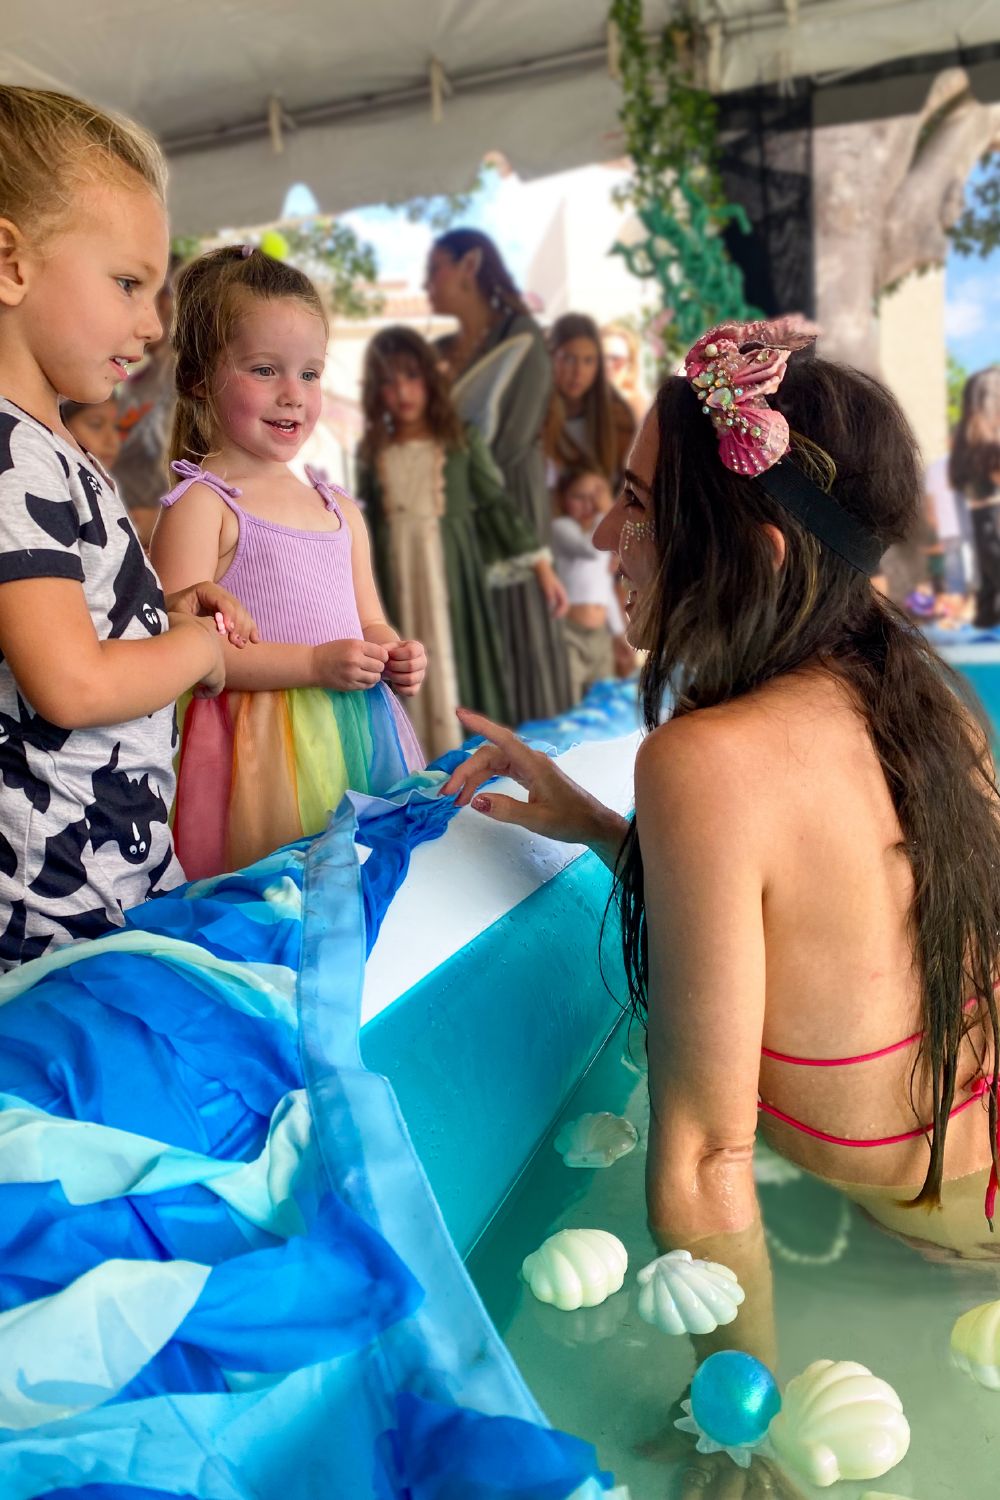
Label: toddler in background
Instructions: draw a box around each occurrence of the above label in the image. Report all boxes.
[61,396,123,474]
[551,465,631,701]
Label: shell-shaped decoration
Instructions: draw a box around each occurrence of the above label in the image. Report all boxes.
[767,1360,910,1488]
[951,1299,1000,1389]
[636,1249,745,1336]
[554,1111,638,1169]
[521,1228,628,1311]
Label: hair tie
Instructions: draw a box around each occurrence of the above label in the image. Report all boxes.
[239,243,254,259]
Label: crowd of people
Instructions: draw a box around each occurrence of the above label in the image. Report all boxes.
[7,80,1000,1497]
[102,229,644,763]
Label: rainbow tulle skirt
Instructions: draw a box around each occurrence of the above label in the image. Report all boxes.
[173,681,424,880]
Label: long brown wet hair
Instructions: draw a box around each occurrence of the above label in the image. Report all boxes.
[616,356,1000,1215]
[169,245,328,466]
[359,325,465,467]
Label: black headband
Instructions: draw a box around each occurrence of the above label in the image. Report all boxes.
[757,461,884,576]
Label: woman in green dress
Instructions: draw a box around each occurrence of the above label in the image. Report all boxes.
[357,326,567,760]
[425,229,574,724]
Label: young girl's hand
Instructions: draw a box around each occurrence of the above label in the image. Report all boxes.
[312,639,389,692]
[533,559,570,619]
[384,639,427,698]
[164,581,259,649]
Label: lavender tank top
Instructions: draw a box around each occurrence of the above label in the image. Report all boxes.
[162,461,362,645]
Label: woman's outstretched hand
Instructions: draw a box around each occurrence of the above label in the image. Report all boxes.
[438,709,628,866]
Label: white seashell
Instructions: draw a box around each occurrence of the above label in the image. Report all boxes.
[768,1359,910,1488]
[521,1228,628,1311]
[635,1249,745,1336]
[951,1299,1000,1389]
[554,1111,638,1169]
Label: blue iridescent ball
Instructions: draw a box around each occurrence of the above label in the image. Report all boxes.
[690,1351,781,1448]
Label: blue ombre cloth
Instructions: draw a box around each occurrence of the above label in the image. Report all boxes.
[0,783,613,1498]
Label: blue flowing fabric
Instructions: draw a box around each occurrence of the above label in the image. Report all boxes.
[0,741,621,1496]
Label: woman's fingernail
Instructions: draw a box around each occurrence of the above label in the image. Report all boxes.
[471,795,491,813]
[214,611,226,633]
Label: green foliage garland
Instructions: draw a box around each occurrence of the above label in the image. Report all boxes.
[609,0,759,364]
[172,215,382,321]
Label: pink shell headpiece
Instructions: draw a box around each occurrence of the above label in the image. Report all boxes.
[684,318,818,477]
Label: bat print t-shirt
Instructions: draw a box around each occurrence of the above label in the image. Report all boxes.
[0,398,184,969]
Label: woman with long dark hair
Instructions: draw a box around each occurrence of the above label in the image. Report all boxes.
[425,228,572,724]
[443,322,1000,1359]
[545,312,636,487]
[950,366,1000,626]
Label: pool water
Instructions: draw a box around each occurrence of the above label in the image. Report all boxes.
[468,1017,1000,1499]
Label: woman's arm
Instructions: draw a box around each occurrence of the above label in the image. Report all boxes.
[636,717,776,1364]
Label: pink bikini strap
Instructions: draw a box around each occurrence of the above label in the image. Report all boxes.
[761,1028,923,1068]
[759,1075,1000,1227]
[761,996,981,1068]
[161,459,243,512]
[757,1077,988,1149]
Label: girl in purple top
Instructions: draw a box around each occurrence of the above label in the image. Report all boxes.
[152,247,426,879]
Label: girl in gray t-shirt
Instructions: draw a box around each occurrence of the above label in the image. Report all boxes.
[0,88,255,968]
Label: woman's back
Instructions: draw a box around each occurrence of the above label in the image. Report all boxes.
[708,667,994,1195]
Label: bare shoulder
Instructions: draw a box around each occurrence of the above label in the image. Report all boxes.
[634,676,834,840]
[636,702,768,803]
[163,479,226,521]
[337,489,365,526]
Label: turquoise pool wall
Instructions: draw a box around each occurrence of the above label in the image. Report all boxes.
[361,850,627,1256]
[951,658,1000,757]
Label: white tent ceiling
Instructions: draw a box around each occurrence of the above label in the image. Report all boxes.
[3,0,1000,233]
